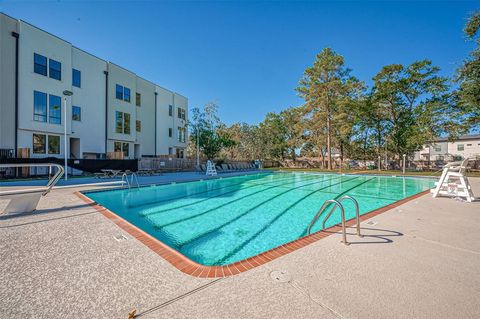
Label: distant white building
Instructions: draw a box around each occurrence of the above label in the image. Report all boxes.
[0,12,188,160]
[414,135,480,162]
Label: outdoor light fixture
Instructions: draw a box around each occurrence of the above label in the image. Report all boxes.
[62,90,74,180]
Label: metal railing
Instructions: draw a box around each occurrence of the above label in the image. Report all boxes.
[121,172,140,189]
[307,196,363,245]
[0,163,64,196]
[322,195,363,238]
[307,199,347,244]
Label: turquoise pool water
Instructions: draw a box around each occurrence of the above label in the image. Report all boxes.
[84,172,434,266]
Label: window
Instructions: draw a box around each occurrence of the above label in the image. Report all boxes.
[72,69,81,88]
[34,53,47,76]
[124,87,131,102]
[123,113,131,134]
[169,105,173,116]
[168,147,173,155]
[49,59,61,80]
[33,134,46,154]
[114,141,122,152]
[116,84,123,100]
[178,127,186,143]
[72,106,81,121]
[115,111,130,134]
[122,143,129,157]
[457,144,464,151]
[113,142,129,158]
[49,95,62,124]
[48,135,60,154]
[176,148,184,158]
[177,108,185,120]
[433,145,441,152]
[115,111,124,133]
[467,144,472,146]
[33,91,47,122]
[168,128,172,137]
[136,120,141,132]
[136,93,141,106]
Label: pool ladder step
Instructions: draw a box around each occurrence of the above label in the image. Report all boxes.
[122,172,140,189]
[307,195,363,245]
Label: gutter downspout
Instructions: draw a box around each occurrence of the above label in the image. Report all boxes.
[11,31,19,157]
[104,70,108,158]
[154,92,158,156]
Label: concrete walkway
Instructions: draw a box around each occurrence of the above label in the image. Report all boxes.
[0,176,478,319]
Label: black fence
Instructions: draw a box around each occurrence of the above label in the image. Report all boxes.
[0,158,138,174]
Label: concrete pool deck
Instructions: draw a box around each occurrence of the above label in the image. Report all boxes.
[0,173,479,318]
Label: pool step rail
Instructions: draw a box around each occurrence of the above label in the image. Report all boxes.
[122,172,140,189]
[307,195,363,245]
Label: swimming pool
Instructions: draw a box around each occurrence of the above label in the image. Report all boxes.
[83,172,434,267]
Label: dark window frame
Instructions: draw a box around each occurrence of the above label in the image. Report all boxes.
[34,53,47,76]
[136,93,141,106]
[122,142,129,157]
[49,59,62,81]
[168,128,172,137]
[48,94,62,125]
[115,111,124,134]
[177,108,185,120]
[136,120,141,132]
[169,105,173,116]
[72,105,81,121]
[124,87,131,102]
[48,135,60,154]
[33,91,47,122]
[72,68,81,88]
[116,84,124,100]
[123,113,131,134]
[33,133,46,154]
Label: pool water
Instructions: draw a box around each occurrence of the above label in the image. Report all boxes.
[84,172,434,266]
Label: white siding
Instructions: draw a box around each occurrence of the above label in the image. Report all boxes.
[0,14,188,160]
[0,13,17,150]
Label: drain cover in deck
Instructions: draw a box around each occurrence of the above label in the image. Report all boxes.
[270,270,291,283]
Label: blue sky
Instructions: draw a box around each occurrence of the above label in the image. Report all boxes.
[1,1,478,125]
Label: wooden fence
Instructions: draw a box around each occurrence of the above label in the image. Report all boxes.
[138,157,197,171]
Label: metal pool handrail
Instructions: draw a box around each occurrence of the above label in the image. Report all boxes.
[322,195,363,238]
[0,163,64,196]
[307,199,349,245]
[121,172,139,189]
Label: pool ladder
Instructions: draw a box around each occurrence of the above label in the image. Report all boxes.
[122,172,140,189]
[307,195,363,245]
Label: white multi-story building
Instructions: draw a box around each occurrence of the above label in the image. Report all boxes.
[0,13,188,160]
[414,135,480,162]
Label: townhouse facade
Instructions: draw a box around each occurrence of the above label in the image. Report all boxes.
[413,135,480,162]
[0,13,188,160]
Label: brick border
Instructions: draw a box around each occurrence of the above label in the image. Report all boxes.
[75,189,430,278]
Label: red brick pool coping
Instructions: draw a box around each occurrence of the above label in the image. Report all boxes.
[75,189,430,278]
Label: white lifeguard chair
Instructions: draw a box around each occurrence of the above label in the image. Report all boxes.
[205,160,217,176]
[431,158,475,202]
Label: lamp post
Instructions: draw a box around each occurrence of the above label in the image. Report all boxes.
[62,90,73,180]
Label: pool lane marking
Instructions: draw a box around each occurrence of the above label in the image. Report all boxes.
[174,176,361,249]
[152,174,345,228]
[140,173,323,217]
[127,173,282,209]
[214,177,373,264]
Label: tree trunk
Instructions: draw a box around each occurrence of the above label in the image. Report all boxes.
[327,115,332,170]
[319,150,324,169]
[339,141,344,170]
